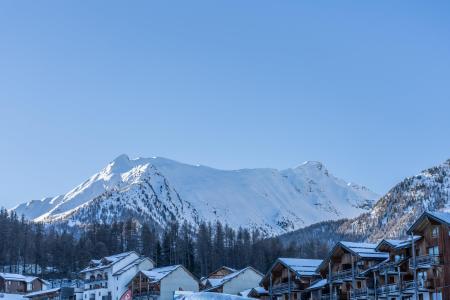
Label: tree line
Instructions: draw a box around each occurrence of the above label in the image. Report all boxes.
[0,208,330,278]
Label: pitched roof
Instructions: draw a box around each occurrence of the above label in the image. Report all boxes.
[407,211,450,234]
[138,265,198,285]
[25,288,61,298]
[141,265,181,283]
[0,273,38,283]
[318,241,388,272]
[205,267,262,291]
[278,258,323,277]
[260,257,322,285]
[376,236,421,251]
[113,257,150,276]
[238,288,252,297]
[305,279,328,291]
[81,251,138,273]
[207,266,237,278]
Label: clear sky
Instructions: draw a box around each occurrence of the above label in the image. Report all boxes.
[1,1,449,208]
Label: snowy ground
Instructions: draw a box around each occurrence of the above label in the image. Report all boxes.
[0,294,26,300]
[176,292,249,300]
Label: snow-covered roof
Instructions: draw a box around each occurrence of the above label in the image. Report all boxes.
[318,241,388,272]
[113,257,149,276]
[0,273,38,283]
[376,236,421,251]
[25,288,61,298]
[205,267,262,291]
[213,266,237,273]
[339,242,388,259]
[238,288,252,298]
[81,251,137,273]
[181,292,251,300]
[0,293,27,300]
[407,211,450,234]
[278,258,323,277]
[141,265,188,283]
[306,279,327,291]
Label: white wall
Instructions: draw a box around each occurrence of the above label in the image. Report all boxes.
[82,255,154,300]
[223,269,262,295]
[160,267,199,300]
[112,258,154,300]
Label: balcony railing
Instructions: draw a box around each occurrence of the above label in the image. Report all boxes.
[133,291,161,300]
[351,287,375,298]
[84,280,108,290]
[409,255,441,268]
[271,282,301,294]
[331,269,352,281]
[331,267,364,282]
[376,283,401,295]
[378,261,401,274]
[402,280,426,290]
[320,294,338,300]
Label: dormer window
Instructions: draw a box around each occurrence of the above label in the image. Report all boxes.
[432,226,439,238]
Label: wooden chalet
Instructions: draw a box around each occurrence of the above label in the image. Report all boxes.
[203,267,263,295]
[314,242,388,300]
[25,287,77,300]
[406,211,450,300]
[129,265,199,300]
[260,258,323,300]
[0,273,45,294]
[372,237,420,299]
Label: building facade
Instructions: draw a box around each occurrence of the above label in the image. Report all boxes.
[203,267,263,295]
[129,265,199,300]
[0,273,45,294]
[314,242,388,300]
[260,258,323,300]
[80,251,154,300]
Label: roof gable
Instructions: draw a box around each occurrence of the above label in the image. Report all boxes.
[407,211,450,234]
[318,241,388,272]
[0,273,38,283]
[205,267,262,291]
[140,265,199,284]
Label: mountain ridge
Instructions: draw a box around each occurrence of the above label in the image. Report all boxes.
[11,154,379,235]
[279,158,450,245]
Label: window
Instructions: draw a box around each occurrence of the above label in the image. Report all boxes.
[418,271,427,286]
[432,226,439,237]
[394,254,403,262]
[428,246,439,256]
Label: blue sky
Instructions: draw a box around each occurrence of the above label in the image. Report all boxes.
[1,1,449,208]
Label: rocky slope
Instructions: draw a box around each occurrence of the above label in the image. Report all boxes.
[280,158,450,245]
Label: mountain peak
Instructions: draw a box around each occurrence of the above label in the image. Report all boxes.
[300,160,325,168]
[12,155,378,235]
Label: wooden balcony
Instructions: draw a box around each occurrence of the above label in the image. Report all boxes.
[402,280,427,291]
[84,279,108,290]
[351,287,375,299]
[409,255,441,268]
[271,282,300,294]
[376,283,401,295]
[330,267,363,282]
[320,293,338,300]
[378,261,401,274]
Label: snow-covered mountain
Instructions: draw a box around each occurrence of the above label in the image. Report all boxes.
[341,158,450,241]
[279,158,450,245]
[12,155,379,235]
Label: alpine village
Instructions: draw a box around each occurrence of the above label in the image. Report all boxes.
[0,210,449,300]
